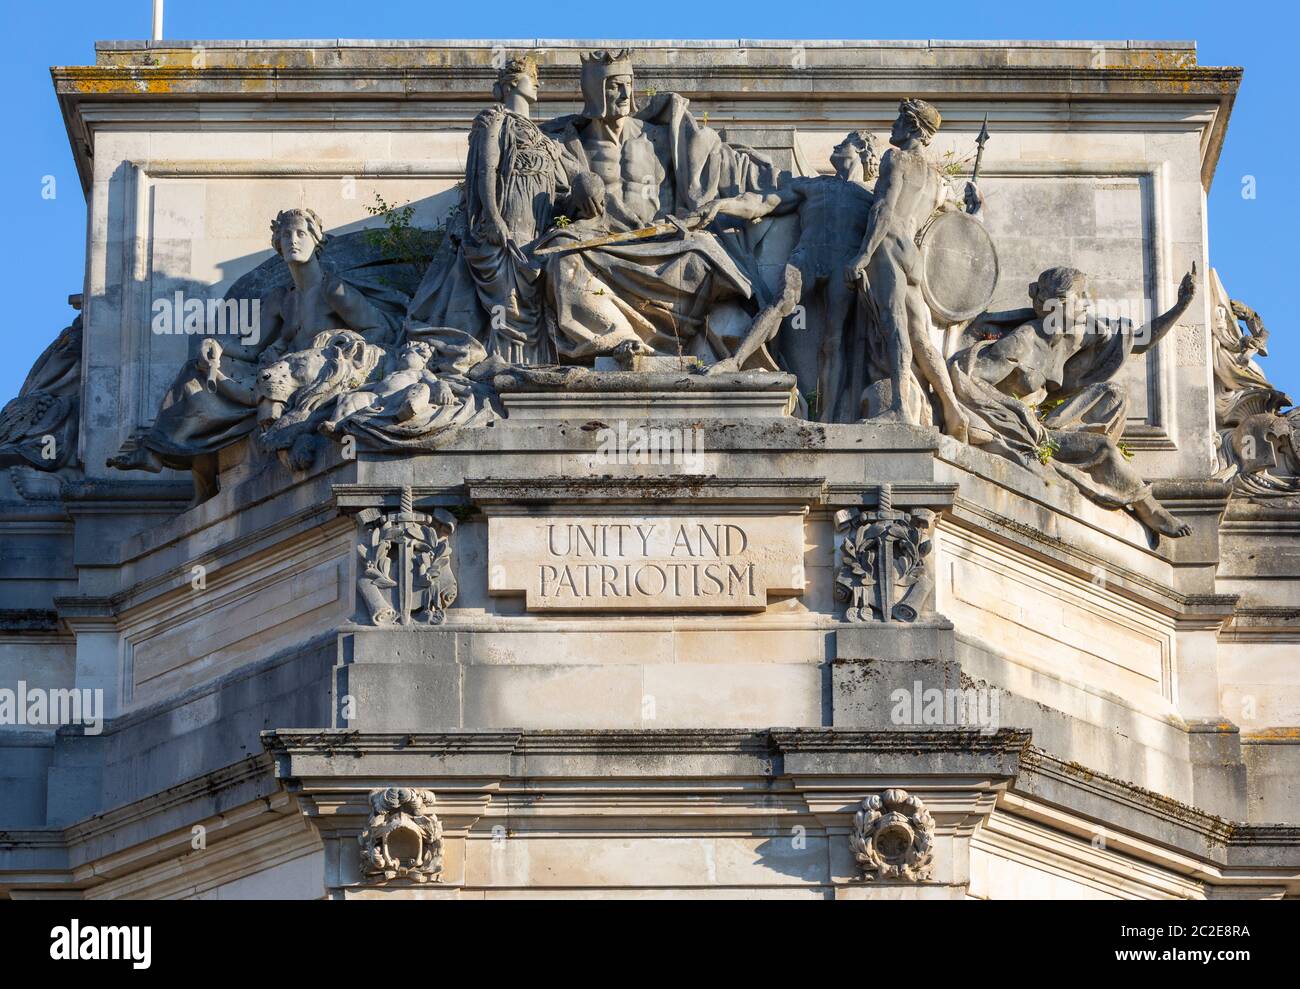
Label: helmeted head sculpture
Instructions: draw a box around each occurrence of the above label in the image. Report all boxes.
[892,98,942,147]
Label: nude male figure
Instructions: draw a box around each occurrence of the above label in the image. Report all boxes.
[706,132,879,417]
[538,49,790,363]
[846,99,977,441]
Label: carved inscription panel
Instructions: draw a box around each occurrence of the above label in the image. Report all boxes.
[487,513,807,612]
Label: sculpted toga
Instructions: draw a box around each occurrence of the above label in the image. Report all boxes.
[536,49,792,363]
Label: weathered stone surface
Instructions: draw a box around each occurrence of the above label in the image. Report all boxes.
[1,38,1297,904]
[487,512,806,611]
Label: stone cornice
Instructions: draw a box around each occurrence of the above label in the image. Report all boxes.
[1017,747,1300,872]
[8,730,1297,895]
[52,41,1240,194]
[0,753,283,891]
[464,476,827,508]
[55,64,1241,92]
[262,726,1032,759]
[0,609,63,633]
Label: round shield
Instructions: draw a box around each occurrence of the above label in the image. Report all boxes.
[916,209,1000,324]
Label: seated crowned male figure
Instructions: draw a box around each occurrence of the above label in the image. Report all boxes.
[108,207,404,501]
[535,49,799,364]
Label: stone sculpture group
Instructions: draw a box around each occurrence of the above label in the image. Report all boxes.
[1,48,1283,540]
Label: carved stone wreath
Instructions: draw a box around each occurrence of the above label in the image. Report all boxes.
[355,486,459,627]
[834,485,936,624]
[849,788,935,881]
[358,787,445,884]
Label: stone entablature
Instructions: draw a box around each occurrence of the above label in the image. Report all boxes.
[6,729,1298,899]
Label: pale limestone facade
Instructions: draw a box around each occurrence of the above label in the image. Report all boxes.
[0,40,1296,900]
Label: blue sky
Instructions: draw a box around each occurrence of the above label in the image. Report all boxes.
[2,0,1296,402]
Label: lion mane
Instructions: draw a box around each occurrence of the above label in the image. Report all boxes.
[258,330,387,452]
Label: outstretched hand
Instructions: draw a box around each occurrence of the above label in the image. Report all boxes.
[1177,264,1198,307]
[690,201,723,228]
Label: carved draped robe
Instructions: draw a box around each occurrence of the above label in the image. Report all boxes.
[133,246,406,469]
[949,311,1155,509]
[409,106,578,364]
[537,92,779,361]
[0,313,82,471]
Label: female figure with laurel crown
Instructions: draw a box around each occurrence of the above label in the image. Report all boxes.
[410,55,584,364]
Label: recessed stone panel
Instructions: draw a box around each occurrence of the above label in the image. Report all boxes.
[487,512,807,612]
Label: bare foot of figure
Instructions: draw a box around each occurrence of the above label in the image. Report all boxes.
[611,339,654,361]
[941,403,970,444]
[107,445,163,473]
[1132,495,1192,539]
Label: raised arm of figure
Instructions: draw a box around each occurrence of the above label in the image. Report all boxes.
[1132,265,1198,356]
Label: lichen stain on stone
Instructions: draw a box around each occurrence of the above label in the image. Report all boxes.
[69,72,178,96]
[1100,50,1242,97]
[1057,755,1235,842]
[1246,726,1300,741]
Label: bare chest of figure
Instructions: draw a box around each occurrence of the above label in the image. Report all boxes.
[282,289,342,351]
[891,149,943,231]
[581,122,667,225]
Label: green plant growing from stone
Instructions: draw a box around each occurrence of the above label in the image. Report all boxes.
[1117,440,1135,461]
[805,388,821,418]
[1035,397,1065,422]
[940,148,976,177]
[1035,436,1061,464]
[364,193,444,292]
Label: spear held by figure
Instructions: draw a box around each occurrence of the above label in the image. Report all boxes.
[972,115,990,182]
